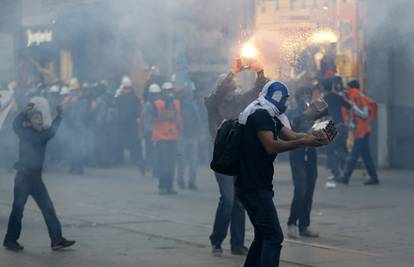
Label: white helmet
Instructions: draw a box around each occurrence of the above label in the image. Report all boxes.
[49,85,60,93]
[60,86,70,95]
[121,75,132,88]
[161,82,174,91]
[149,83,161,93]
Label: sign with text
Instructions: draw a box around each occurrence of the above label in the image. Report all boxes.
[26,30,53,47]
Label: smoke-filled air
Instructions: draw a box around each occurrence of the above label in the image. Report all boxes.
[0,1,413,266]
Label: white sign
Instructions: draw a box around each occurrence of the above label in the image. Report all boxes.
[26,30,53,47]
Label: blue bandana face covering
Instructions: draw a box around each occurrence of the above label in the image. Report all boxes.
[264,82,289,114]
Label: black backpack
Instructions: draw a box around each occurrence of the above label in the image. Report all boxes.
[210,119,243,176]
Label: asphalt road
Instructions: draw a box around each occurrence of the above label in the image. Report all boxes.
[0,162,413,267]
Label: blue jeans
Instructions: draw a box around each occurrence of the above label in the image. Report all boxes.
[210,173,245,249]
[4,171,62,243]
[343,134,378,182]
[176,138,198,186]
[237,189,284,267]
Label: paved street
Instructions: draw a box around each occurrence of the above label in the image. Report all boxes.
[0,162,413,267]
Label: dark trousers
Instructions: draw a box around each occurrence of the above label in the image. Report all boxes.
[343,134,378,182]
[210,173,245,250]
[4,171,62,243]
[156,141,177,190]
[287,148,317,231]
[237,189,284,267]
[95,125,112,166]
[326,123,348,177]
[144,135,156,176]
[118,126,143,166]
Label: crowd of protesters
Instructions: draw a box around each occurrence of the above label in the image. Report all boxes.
[0,67,379,195]
[0,67,207,195]
[0,59,380,265]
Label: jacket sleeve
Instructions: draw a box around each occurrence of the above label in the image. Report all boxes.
[13,111,27,138]
[235,70,269,110]
[352,104,369,119]
[45,115,62,140]
[204,95,222,141]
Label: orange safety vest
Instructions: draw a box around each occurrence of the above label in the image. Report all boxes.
[152,99,181,141]
[347,88,371,139]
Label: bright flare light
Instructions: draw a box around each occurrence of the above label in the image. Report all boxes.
[241,42,258,59]
[310,31,338,44]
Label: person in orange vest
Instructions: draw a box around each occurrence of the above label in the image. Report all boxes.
[152,82,181,195]
[335,80,379,185]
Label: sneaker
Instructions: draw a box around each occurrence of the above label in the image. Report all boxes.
[231,246,248,255]
[51,238,76,251]
[364,179,379,186]
[299,228,319,238]
[188,183,198,190]
[211,245,223,256]
[3,240,24,251]
[325,181,337,189]
[287,225,298,239]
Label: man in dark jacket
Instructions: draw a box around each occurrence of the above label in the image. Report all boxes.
[204,60,268,256]
[287,87,327,239]
[322,78,352,180]
[3,102,75,251]
[115,77,144,171]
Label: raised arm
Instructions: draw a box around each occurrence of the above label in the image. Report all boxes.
[251,69,269,95]
[45,105,63,140]
[13,103,34,137]
[13,111,27,137]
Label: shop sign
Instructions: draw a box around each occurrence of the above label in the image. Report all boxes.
[26,30,53,47]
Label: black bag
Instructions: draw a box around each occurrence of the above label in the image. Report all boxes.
[210,119,243,176]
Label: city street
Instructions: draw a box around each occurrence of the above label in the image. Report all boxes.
[0,163,412,267]
[1,0,414,266]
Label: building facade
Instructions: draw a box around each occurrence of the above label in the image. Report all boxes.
[366,0,414,169]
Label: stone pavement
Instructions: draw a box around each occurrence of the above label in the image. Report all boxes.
[0,162,413,267]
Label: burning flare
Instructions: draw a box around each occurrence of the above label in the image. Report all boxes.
[241,42,259,59]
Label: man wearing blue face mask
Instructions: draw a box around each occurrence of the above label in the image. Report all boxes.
[236,81,330,267]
